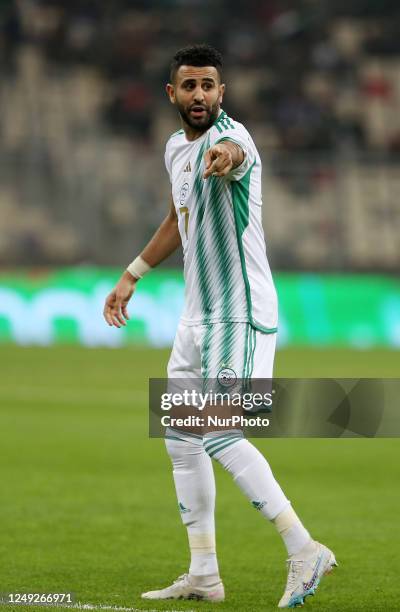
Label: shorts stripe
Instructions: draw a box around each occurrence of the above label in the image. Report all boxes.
[242,323,250,379]
[201,323,213,379]
[203,434,242,453]
[244,324,254,379]
[172,321,272,383]
[207,437,243,458]
[249,327,257,377]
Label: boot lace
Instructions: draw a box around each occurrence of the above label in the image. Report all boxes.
[173,574,189,585]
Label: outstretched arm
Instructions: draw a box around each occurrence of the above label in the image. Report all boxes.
[103,196,180,328]
[203,141,244,179]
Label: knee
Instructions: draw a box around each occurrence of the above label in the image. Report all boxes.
[165,434,204,466]
[165,436,191,463]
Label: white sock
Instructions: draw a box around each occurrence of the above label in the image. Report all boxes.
[165,432,219,577]
[187,533,218,577]
[206,435,290,520]
[205,434,311,557]
[273,505,312,556]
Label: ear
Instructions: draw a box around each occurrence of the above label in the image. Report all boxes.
[218,83,226,105]
[166,83,175,104]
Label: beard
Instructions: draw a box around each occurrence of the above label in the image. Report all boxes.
[176,100,220,132]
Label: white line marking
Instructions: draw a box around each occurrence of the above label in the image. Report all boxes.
[64,604,193,612]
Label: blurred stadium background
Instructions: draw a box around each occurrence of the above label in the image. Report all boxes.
[1,3,400,611]
[0,0,399,349]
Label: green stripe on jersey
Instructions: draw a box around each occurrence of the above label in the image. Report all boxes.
[231,162,277,335]
[193,135,213,321]
[221,118,234,130]
[214,111,227,126]
[214,111,235,133]
[208,176,234,321]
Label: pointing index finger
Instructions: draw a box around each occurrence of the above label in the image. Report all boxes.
[204,149,212,169]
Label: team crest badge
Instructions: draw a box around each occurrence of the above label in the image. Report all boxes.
[217,366,237,387]
[179,182,189,205]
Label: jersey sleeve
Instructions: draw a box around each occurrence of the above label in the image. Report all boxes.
[211,119,256,181]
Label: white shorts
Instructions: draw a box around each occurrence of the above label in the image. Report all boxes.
[167,320,276,380]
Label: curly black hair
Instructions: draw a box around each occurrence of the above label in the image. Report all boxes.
[170,44,223,82]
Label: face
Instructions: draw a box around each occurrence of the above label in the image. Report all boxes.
[166,65,225,132]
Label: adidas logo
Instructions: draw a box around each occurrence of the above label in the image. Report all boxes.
[251,500,267,511]
[179,502,191,513]
[183,161,191,173]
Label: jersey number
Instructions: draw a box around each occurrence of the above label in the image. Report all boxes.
[179,206,189,239]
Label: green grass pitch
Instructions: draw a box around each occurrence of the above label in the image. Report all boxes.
[0,346,399,612]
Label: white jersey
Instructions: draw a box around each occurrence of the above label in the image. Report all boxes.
[164,109,278,333]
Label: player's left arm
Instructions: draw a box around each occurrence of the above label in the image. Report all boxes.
[203,141,244,179]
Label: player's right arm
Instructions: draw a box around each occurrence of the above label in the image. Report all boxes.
[139,195,181,267]
[103,195,180,328]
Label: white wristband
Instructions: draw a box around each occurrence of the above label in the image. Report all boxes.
[126,256,152,280]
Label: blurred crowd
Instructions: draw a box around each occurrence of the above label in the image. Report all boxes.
[0,0,399,269]
[4,0,400,151]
